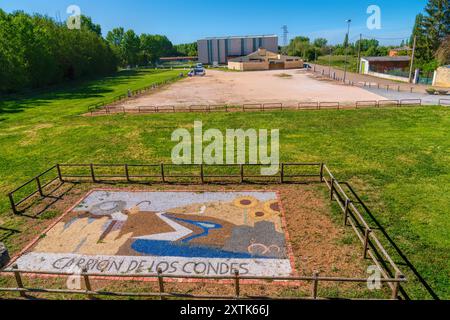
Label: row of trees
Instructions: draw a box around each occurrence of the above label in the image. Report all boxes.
[0,10,118,93]
[0,10,194,93]
[282,36,390,62]
[410,0,449,71]
[105,28,177,66]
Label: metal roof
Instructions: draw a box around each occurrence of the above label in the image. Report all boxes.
[362,56,411,62]
[200,35,278,41]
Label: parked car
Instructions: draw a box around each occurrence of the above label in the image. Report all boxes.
[303,63,312,69]
[188,67,206,77]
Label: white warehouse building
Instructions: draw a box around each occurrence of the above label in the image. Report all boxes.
[197,35,278,65]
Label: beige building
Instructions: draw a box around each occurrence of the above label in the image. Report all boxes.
[228,48,303,71]
[433,66,450,88]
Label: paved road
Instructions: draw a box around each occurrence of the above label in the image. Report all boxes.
[310,63,449,93]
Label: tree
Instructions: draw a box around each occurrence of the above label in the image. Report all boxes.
[81,15,101,36]
[435,35,450,64]
[410,0,450,68]
[174,42,198,56]
[122,30,140,66]
[313,38,327,48]
[0,10,117,93]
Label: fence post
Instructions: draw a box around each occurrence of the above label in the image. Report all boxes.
[9,193,18,215]
[363,228,372,259]
[391,272,403,300]
[56,164,63,182]
[344,199,351,226]
[82,268,94,300]
[157,268,165,300]
[160,163,166,183]
[330,178,335,201]
[125,164,130,182]
[280,163,285,184]
[90,164,96,183]
[320,163,324,182]
[200,164,204,184]
[311,271,319,299]
[36,177,44,197]
[12,264,26,298]
[240,165,244,184]
[234,270,240,299]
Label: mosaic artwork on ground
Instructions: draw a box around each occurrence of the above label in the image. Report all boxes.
[13,191,294,277]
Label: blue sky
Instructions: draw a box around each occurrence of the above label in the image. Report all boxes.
[0,0,428,45]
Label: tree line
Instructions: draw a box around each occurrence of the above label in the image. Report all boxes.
[0,9,197,94]
[0,10,118,93]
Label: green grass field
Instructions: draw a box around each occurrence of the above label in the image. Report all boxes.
[0,68,449,299]
[316,55,359,73]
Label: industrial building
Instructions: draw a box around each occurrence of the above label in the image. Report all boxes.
[228,48,303,71]
[197,35,278,65]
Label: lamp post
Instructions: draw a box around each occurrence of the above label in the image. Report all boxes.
[343,19,352,83]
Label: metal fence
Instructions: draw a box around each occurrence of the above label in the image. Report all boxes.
[87,98,437,116]
[3,162,407,300]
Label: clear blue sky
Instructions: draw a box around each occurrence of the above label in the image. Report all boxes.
[0,0,428,45]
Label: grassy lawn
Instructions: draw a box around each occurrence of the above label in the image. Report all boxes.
[315,55,359,73]
[0,69,449,299]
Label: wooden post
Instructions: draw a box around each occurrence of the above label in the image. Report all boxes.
[311,271,319,299]
[90,164,96,183]
[12,264,26,298]
[56,164,63,182]
[125,164,130,182]
[363,228,372,259]
[36,177,44,197]
[157,268,165,300]
[234,270,240,299]
[200,164,204,184]
[320,163,324,182]
[330,178,335,201]
[280,163,284,184]
[344,199,351,226]
[9,193,18,215]
[160,163,165,183]
[82,268,94,300]
[391,272,403,300]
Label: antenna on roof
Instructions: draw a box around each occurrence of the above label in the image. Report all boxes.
[281,25,289,46]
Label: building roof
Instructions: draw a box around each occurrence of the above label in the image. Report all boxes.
[200,35,278,41]
[362,56,411,62]
[228,48,301,62]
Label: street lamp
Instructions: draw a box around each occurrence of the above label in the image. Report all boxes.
[343,19,352,83]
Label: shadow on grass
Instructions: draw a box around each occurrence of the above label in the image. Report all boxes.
[341,182,440,300]
[0,69,158,116]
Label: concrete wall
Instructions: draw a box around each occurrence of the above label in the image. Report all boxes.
[198,40,209,64]
[433,67,450,88]
[367,71,410,83]
[284,60,303,69]
[198,36,278,64]
[228,61,269,71]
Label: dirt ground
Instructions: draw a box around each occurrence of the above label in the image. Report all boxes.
[117,69,385,108]
[0,182,383,299]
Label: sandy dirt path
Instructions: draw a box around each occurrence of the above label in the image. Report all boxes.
[119,69,385,108]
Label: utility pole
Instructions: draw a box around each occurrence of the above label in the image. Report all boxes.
[328,47,332,76]
[343,19,352,83]
[356,34,362,74]
[409,35,417,84]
